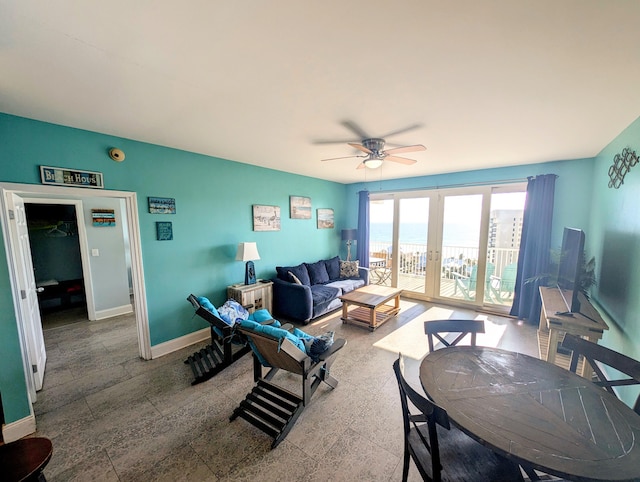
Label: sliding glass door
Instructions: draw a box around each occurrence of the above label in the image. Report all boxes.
[368,183,526,312]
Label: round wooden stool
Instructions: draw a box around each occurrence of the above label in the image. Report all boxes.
[0,437,53,481]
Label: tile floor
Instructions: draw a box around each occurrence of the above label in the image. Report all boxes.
[32,299,539,481]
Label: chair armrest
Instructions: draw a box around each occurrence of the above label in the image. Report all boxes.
[317,338,347,361]
[272,278,313,321]
[358,267,370,285]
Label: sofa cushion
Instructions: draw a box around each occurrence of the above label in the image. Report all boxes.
[305,260,330,285]
[327,278,365,294]
[310,284,340,305]
[288,271,302,284]
[324,256,341,281]
[276,263,310,286]
[340,260,360,278]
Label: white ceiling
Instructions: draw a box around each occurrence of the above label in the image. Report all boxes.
[2,1,640,184]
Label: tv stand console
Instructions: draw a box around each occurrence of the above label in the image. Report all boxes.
[538,286,608,377]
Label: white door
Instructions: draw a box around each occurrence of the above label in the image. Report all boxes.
[7,193,47,392]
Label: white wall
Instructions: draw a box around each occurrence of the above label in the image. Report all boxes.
[83,198,132,318]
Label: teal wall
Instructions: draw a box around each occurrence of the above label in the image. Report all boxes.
[588,116,640,406]
[0,113,347,423]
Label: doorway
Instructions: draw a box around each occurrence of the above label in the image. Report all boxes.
[0,183,150,406]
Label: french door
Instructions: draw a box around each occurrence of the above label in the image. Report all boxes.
[369,183,526,311]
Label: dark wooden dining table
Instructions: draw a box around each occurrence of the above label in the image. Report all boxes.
[419,346,640,482]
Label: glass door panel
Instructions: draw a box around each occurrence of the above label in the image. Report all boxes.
[486,191,526,307]
[439,194,484,302]
[398,197,429,292]
[369,199,394,286]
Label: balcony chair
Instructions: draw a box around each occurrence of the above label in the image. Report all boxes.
[392,355,524,481]
[452,263,495,301]
[489,263,518,302]
[184,294,276,385]
[231,320,346,448]
[561,334,640,414]
[370,250,392,285]
[424,319,485,352]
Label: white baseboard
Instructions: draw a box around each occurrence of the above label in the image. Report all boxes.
[150,328,210,359]
[2,413,36,442]
[95,303,133,320]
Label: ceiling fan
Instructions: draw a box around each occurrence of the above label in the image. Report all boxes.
[317,121,426,169]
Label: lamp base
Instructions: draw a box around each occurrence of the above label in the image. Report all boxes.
[245,261,256,285]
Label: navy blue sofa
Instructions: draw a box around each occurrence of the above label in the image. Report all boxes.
[272,256,368,323]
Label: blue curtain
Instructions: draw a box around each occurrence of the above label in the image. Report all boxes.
[356,190,370,267]
[510,174,557,324]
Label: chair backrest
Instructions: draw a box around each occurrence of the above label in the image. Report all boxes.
[561,334,640,414]
[393,355,450,481]
[187,294,233,336]
[237,326,309,375]
[424,319,485,352]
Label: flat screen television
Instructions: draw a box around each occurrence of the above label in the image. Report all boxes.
[557,227,585,313]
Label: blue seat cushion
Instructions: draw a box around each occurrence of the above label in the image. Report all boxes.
[310,285,340,305]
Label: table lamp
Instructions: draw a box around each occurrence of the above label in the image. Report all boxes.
[341,229,357,261]
[236,242,260,285]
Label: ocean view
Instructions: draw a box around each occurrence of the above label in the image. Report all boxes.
[370,222,478,248]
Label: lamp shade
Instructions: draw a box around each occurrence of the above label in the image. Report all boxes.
[363,158,383,169]
[235,242,260,262]
[341,229,357,241]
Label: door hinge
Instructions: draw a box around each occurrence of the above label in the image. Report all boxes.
[21,289,27,299]
[32,364,38,373]
[9,209,15,220]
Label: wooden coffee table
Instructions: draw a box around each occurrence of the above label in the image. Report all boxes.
[339,285,402,331]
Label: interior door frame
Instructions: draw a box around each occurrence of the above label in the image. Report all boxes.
[0,182,151,405]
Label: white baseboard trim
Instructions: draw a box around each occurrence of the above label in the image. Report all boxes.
[95,304,134,320]
[150,328,210,359]
[2,413,36,443]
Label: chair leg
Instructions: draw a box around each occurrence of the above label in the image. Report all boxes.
[402,449,410,482]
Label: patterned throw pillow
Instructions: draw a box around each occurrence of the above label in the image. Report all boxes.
[339,260,359,278]
[288,271,302,285]
[218,299,250,324]
[302,331,335,362]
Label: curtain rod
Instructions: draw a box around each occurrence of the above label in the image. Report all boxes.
[359,176,531,195]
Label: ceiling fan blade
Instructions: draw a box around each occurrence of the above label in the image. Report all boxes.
[383,144,426,155]
[321,155,366,162]
[341,120,371,139]
[348,142,373,154]
[379,123,423,139]
[385,155,417,165]
[356,162,366,170]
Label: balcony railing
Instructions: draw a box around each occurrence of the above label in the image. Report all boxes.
[368,241,519,306]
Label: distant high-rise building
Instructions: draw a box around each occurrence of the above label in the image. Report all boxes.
[489,209,523,264]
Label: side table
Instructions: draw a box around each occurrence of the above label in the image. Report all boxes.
[227,280,273,313]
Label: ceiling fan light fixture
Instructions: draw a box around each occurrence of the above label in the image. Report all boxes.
[363,158,383,169]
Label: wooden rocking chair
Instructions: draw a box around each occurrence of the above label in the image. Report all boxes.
[231,323,346,448]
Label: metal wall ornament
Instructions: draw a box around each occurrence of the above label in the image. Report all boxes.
[608,147,638,188]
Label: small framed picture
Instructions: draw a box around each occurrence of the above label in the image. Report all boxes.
[92,209,116,227]
[253,205,281,231]
[148,197,176,214]
[290,196,311,219]
[156,221,173,240]
[317,208,334,229]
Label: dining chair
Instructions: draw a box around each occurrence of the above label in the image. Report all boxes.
[561,333,640,414]
[392,355,524,481]
[424,319,485,352]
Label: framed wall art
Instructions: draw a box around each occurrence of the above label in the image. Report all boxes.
[317,208,334,229]
[290,196,311,219]
[91,209,116,227]
[148,197,176,214]
[156,221,173,240]
[253,205,281,231]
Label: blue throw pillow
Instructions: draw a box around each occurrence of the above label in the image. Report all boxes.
[305,260,330,285]
[324,256,341,280]
[218,299,250,324]
[249,308,275,323]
